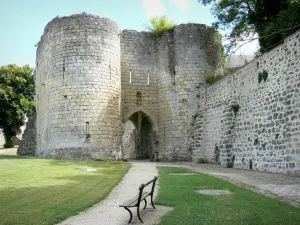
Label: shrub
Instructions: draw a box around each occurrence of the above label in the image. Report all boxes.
[226,155,235,168]
[206,68,237,85]
[197,158,209,164]
[147,15,176,38]
[258,72,263,83]
[262,70,268,81]
[231,104,240,117]
[3,136,14,148]
[214,145,220,163]
[206,74,223,84]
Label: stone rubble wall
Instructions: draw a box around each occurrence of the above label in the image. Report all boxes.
[36,14,122,160]
[192,30,300,175]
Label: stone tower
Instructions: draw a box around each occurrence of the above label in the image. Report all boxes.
[33,13,223,160]
[35,14,122,159]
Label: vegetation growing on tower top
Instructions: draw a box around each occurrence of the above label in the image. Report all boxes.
[146,15,176,38]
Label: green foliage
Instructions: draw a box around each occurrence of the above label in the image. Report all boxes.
[198,0,300,53]
[206,74,223,84]
[262,70,268,81]
[226,155,236,168]
[214,144,220,163]
[151,151,160,162]
[147,15,176,38]
[258,70,268,83]
[258,72,263,83]
[231,104,240,117]
[3,137,14,148]
[197,158,209,164]
[206,68,237,85]
[0,64,35,147]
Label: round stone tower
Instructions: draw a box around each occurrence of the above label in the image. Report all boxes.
[35,13,122,159]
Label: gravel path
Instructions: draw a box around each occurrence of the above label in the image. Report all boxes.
[58,162,161,225]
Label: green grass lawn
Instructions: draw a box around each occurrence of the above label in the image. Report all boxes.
[0,155,130,225]
[156,167,300,225]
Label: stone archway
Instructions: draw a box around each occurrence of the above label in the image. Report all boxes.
[122,111,154,159]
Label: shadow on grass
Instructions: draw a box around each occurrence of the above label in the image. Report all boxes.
[155,167,300,225]
[0,172,124,225]
[0,155,26,160]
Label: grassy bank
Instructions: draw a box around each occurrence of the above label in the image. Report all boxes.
[0,155,130,225]
[156,167,300,225]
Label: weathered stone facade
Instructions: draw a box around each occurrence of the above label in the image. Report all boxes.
[18,113,36,155]
[36,14,122,159]
[20,13,300,175]
[34,13,222,160]
[192,31,300,175]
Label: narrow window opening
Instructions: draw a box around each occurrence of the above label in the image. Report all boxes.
[86,122,90,140]
[147,70,150,86]
[109,63,111,80]
[129,69,132,83]
[62,57,65,84]
[173,70,176,86]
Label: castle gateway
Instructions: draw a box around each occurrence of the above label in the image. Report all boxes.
[33,13,222,160]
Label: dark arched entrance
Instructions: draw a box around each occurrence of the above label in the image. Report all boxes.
[124,111,153,159]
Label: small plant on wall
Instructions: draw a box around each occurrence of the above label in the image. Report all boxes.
[214,144,220,163]
[231,104,240,117]
[258,70,268,83]
[258,72,263,83]
[146,15,175,38]
[197,158,209,164]
[226,155,235,168]
[262,70,268,81]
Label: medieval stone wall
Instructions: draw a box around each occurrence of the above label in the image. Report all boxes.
[18,113,36,155]
[122,121,136,159]
[33,13,223,161]
[192,31,300,175]
[157,24,223,160]
[36,14,122,159]
[120,30,159,130]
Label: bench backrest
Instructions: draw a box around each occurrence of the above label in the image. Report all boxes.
[137,176,157,203]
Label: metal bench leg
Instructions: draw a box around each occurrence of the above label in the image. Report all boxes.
[150,194,155,209]
[143,198,147,210]
[137,205,144,223]
[124,207,133,224]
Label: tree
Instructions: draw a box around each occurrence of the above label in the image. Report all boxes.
[198,0,300,53]
[0,64,35,148]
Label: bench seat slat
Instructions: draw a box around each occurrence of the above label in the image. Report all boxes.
[119,192,149,207]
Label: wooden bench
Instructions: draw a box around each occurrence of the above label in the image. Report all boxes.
[119,176,158,223]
